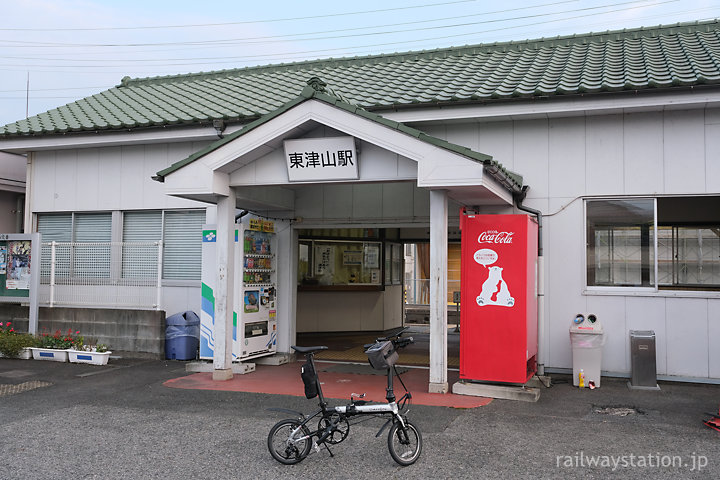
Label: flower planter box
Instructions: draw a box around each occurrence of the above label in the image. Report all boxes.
[30,347,69,362]
[0,347,33,360]
[68,350,112,366]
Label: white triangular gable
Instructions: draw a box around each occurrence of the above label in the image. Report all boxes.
[162,98,512,207]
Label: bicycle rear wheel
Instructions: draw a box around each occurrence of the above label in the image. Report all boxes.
[267,419,312,465]
[387,420,422,466]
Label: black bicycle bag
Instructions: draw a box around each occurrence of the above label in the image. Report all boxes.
[365,340,398,370]
[300,360,318,399]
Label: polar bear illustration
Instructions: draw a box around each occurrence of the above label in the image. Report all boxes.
[476,266,514,307]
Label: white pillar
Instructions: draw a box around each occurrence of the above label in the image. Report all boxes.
[213,191,235,381]
[428,189,448,393]
[276,223,297,354]
[28,233,41,335]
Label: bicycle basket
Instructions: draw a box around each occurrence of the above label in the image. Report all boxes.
[365,340,398,370]
[301,361,319,399]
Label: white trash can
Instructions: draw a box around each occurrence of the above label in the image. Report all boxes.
[570,314,605,388]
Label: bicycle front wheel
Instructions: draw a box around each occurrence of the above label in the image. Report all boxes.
[387,420,422,466]
[267,419,312,465]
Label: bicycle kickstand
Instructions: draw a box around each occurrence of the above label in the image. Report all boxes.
[323,442,334,457]
[313,439,334,457]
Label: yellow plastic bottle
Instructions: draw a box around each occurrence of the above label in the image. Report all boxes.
[579,369,585,388]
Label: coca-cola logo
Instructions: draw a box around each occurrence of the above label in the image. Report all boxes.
[477,230,514,244]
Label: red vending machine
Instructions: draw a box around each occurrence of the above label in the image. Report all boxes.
[460,211,538,383]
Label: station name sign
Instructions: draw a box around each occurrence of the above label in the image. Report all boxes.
[283,136,358,182]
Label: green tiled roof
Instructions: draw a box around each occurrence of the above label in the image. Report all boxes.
[3,19,720,136]
[154,77,524,191]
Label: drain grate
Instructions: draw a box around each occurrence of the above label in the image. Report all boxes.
[0,381,52,397]
[594,405,645,416]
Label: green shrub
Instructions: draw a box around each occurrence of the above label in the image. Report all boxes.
[0,332,37,357]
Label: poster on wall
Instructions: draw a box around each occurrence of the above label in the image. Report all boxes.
[392,244,403,284]
[6,240,31,290]
[0,245,6,275]
[342,250,362,265]
[314,245,335,280]
[364,244,380,269]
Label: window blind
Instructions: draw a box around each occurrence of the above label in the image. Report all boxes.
[37,213,72,277]
[122,211,162,279]
[73,213,112,277]
[162,210,205,280]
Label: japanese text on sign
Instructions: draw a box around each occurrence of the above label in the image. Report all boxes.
[284,136,358,182]
[248,218,275,233]
[287,150,354,169]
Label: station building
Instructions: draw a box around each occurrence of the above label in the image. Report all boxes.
[2,20,720,387]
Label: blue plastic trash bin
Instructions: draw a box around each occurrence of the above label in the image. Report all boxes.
[165,311,200,360]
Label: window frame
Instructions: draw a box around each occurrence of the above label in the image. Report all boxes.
[37,211,113,280]
[37,208,205,286]
[584,197,658,294]
[584,196,720,296]
[160,209,205,282]
[121,208,205,283]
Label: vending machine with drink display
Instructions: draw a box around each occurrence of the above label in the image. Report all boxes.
[200,215,277,361]
[459,211,538,383]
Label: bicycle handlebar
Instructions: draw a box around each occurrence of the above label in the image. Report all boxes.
[363,328,414,350]
[394,336,414,349]
[375,327,409,343]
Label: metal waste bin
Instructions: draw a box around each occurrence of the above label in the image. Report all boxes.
[570,314,605,388]
[628,330,660,390]
[165,311,200,360]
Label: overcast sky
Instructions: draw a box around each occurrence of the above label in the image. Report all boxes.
[1,0,719,127]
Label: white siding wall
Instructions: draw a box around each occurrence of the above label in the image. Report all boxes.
[0,152,26,231]
[293,181,449,225]
[230,138,417,186]
[31,141,212,316]
[27,106,720,380]
[419,107,720,381]
[0,191,20,232]
[32,142,211,212]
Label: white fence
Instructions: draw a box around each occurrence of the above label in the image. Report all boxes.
[39,241,163,310]
[404,278,461,305]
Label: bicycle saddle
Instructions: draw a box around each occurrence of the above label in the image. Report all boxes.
[292,345,329,353]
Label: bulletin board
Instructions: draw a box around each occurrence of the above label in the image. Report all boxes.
[0,233,41,334]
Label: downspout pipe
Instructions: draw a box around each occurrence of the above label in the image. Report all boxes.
[513,186,542,256]
[16,194,25,233]
[513,186,546,377]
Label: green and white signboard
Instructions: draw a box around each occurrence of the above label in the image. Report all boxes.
[0,233,41,334]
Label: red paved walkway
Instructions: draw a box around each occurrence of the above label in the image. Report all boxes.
[165,361,491,409]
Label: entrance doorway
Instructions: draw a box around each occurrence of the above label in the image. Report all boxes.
[296,325,460,369]
[295,228,463,368]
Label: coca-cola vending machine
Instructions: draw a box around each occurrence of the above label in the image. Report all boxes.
[459,211,538,383]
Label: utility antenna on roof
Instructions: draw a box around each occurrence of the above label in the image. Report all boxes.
[25,71,30,119]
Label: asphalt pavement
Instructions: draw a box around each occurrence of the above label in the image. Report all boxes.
[1,355,719,479]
